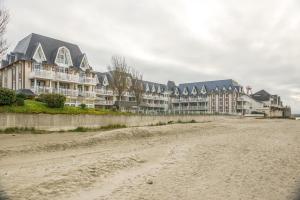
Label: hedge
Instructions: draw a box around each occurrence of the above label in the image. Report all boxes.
[0,88,16,106]
[42,94,66,108]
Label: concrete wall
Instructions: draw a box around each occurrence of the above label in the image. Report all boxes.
[0,113,237,131]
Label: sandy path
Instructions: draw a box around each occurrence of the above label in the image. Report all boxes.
[0,118,299,200]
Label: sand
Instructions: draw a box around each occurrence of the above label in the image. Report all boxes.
[0,118,299,200]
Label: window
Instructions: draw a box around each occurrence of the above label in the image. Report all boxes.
[12,68,16,90]
[80,55,89,69]
[18,67,22,89]
[33,43,47,63]
[55,46,73,66]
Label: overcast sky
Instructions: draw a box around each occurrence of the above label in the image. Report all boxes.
[4,0,300,113]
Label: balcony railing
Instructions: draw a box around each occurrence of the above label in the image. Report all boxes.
[172,97,207,103]
[95,100,114,105]
[143,94,169,101]
[95,89,114,96]
[172,106,207,111]
[30,69,98,85]
[31,86,96,98]
[141,102,167,108]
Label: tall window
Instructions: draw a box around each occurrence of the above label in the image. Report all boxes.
[18,67,22,89]
[55,47,73,66]
[12,68,16,90]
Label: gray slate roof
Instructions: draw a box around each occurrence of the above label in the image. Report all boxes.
[143,81,168,93]
[3,33,85,68]
[176,79,242,95]
[251,90,271,101]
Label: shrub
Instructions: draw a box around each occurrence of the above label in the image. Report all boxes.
[79,103,87,109]
[16,91,35,100]
[43,94,66,108]
[0,88,16,106]
[16,93,27,99]
[15,97,25,106]
[36,93,47,103]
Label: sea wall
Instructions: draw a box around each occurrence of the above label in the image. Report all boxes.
[0,113,239,131]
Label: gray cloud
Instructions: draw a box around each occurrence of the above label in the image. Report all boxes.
[4,0,300,113]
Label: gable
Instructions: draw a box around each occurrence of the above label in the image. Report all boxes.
[174,87,179,96]
[145,83,150,92]
[191,86,197,95]
[151,84,156,93]
[183,87,189,95]
[32,43,47,63]
[80,54,89,70]
[103,75,109,86]
[55,46,73,67]
[200,85,207,94]
[157,85,161,93]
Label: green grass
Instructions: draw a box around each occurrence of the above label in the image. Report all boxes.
[70,124,127,132]
[149,119,198,126]
[0,124,127,134]
[0,127,45,134]
[0,100,131,115]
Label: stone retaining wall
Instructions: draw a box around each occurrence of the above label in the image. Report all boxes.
[0,113,239,131]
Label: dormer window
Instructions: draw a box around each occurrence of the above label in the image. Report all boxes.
[223,87,227,91]
[201,85,207,94]
[215,87,219,92]
[191,86,197,95]
[32,43,47,63]
[183,87,189,95]
[103,75,109,86]
[174,88,179,96]
[145,83,150,92]
[55,46,73,67]
[151,84,156,93]
[80,54,89,70]
[157,85,161,93]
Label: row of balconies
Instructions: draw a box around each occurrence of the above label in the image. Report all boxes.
[94,100,115,105]
[172,97,207,103]
[140,102,167,108]
[172,106,208,111]
[30,69,98,85]
[95,89,169,101]
[32,86,96,98]
[143,94,169,101]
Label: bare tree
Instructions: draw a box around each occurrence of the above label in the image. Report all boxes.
[0,6,9,59]
[130,69,144,110]
[107,56,131,109]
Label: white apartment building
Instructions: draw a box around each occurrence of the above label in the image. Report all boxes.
[168,79,244,114]
[0,33,98,107]
[95,72,169,113]
[237,90,287,117]
[0,33,289,116]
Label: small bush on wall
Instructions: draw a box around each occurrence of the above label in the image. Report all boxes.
[43,94,66,108]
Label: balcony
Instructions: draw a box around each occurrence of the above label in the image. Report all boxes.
[141,102,167,108]
[31,86,96,98]
[95,88,114,96]
[172,97,207,103]
[143,94,169,101]
[172,106,207,111]
[29,69,98,85]
[95,100,114,105]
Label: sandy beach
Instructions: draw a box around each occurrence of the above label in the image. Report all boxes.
[0,118,299,200]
